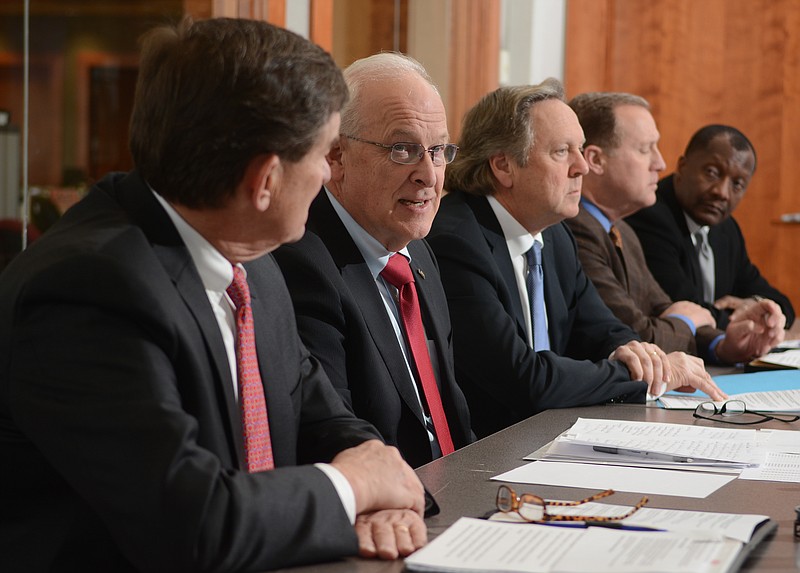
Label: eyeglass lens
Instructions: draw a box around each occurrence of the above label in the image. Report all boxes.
[496,485,647,522]
[391,143,458,165]
[694,400,800,425]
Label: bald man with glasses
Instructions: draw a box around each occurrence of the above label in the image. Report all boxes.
[274,53,473,470]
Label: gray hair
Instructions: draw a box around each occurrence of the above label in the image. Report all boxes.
[340,52,439,136]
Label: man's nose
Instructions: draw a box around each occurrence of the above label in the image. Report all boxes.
[710,178,733,200]
[411,152,437,188]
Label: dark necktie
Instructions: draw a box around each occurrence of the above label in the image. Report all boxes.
[227,266,274,472]
[381,254,454,455]
[525,243,550,351]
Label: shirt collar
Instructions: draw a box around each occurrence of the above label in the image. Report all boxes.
[486,194,543,258]
[683,211,708,236]
[151,189,235,293]
[326,188,411,277]
[683,212,710,249]
[581,198,613,233]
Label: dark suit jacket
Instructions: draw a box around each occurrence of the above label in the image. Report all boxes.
[626,175,795,329]
[0,172,380,573]
[274,191,473,468]
[567,206,722,356]
[427,191,647,438]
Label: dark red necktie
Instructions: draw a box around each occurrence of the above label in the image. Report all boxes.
[381,254,454,455]
[227,266,274,472]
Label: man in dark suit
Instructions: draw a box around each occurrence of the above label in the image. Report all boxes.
[427,80,724,438]
[0,19,426,573]
[626,124,795,330]
[567,92,784,363]
[274,53,473,468]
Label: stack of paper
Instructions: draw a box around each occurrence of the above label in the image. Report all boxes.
[405,507,774,573]
[747,343,800,371]
[536,418,765,470]
[494,420,800,490]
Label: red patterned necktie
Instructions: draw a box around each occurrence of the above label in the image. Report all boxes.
[381,254,454,455]
[227,265,274,472]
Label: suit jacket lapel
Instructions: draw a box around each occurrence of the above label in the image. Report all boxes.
[663,179,705,291]
[309,193,427,425]
[408,242,447,351]
[467,194,528,337]
[245,265,296,467]
[115,172,244,465]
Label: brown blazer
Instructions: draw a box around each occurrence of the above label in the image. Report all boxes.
[567,206,721,356]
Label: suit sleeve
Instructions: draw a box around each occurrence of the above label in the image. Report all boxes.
[6,253,368,573]
[725,219,795,328]
[427,227,647,436]
[550,225,642,361]
[567,216,697,354]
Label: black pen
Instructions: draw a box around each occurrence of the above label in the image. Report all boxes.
[584,521,665,532]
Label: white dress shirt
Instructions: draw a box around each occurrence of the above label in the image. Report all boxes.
[151,189,356,523]
[486,195,547,349]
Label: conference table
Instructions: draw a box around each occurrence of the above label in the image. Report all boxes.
[277,401,800,572]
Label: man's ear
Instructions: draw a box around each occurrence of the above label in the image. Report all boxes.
[244,154,281,212]
[584,145,605,175]
[489,153,514,189]
[674,155,686,184]
[328,141,344,183]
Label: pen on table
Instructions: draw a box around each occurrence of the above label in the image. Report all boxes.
[537,521,665,532]
[592,445,695,463]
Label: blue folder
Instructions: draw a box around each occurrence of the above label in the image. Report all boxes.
[666,370,800,399]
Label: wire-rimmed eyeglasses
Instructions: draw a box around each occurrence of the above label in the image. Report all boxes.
[495,485,648,523]
[693,400,799,425]
[342,134,459,166]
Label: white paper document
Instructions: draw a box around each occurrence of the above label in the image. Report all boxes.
[551,418,764,467]
[489,501,768,543]
[660,389,800,412]
[404,517,742,573]
[756,349,800,368]
[492,461,736,498]
[739,451,800,482]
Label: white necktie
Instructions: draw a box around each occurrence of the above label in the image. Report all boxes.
[694,228,715,304]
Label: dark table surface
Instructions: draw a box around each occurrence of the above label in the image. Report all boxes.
[276,403,800,572]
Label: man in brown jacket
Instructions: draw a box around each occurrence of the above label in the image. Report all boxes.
[567,92,783,364]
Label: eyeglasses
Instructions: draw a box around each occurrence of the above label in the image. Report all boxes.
[693,400,799,425]
[342,134,459,166]
[495,485,648,523]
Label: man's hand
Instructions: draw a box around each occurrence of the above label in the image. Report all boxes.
[717,299,786,363]
[610,342,726,401]
[663,351,727,401]
[355,509,427,559]
[609,341,672,395]
[331,440,425,516]
[728,298,786,330]
[661,300,716,329]
[714,294,749,311]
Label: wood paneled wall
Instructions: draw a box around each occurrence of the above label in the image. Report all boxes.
[446,0,500,141]
[565,0,800,306]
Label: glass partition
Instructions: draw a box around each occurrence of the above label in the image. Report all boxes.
[0,0,415,272]
[0,0,182,270]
